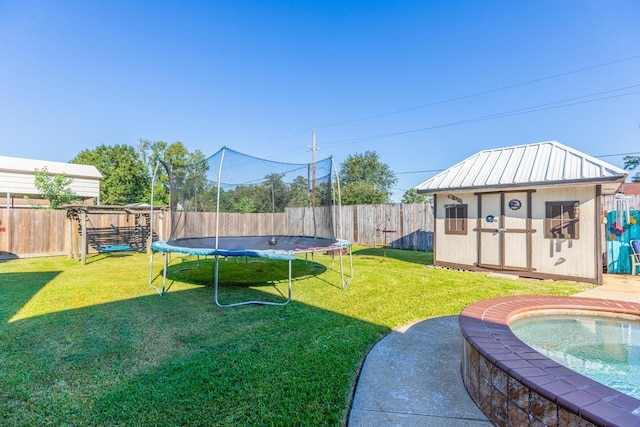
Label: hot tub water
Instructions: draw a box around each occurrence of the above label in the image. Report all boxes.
[510,314,640,399]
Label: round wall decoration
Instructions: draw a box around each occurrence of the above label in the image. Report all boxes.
[508,199,522,210]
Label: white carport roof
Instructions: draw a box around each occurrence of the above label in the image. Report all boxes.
[0,156,103,200]
[415,140,627,195]
[0,156,102,179]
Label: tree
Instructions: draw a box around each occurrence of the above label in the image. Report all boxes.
[401,188,431,203]
[72,144,149,205]
[138,140,210,206]
[234,196,257,213]
[33,167,78,208]
[341,181,387,205]
[288,176,311,207]
[261,173,290,212]
[624,155,640,182]
[339,151,397,205]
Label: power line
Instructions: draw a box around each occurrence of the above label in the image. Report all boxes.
[595,151,640,158]
[313,54,640,130]
[262,53,640,154]
[321,86,640,148]
[396,169,444,175]
[264,128,311,145]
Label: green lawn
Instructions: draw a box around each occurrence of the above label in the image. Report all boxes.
[0,248,592,426]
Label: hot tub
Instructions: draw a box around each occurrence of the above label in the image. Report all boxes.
[459,296,640,426]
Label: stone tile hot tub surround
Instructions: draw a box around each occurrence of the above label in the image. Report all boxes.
[459,296,640,427]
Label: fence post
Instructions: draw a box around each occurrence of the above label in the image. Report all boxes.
[7,209,11,254]
[66,211,73,259]
[352,206,358,243]
[0,209,8,255]
[80,209,87,265]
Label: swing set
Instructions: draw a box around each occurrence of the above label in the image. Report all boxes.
[65,205,164,264]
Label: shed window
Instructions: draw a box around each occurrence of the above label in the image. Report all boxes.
[445,204,467,235]
[545,201,579,239]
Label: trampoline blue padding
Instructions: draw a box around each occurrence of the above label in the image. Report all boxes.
[99,244,133,253]
[151,236,352,261]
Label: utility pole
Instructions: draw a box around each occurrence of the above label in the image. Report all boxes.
[308,129,319,207]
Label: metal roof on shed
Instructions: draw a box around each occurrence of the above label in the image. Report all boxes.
[0,156,103,179]
[415,140,627,195]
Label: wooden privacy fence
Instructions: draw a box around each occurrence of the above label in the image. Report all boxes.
[327,203,434,251]
[167,204,434,251]
[0,203,435,259]
[170,212,286,238]
[5,194,639,260]
[0,208,68,258]
[0,207,169,260]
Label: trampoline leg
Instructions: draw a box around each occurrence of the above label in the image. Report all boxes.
[214,255,221,304]
[148,250,155,290]
[286,258,293,301]
[214,256,292,307]
[161,252,168,294]
[148,251,169,296]
[339,245,354,290]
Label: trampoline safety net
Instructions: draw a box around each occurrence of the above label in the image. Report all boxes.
[162,146,340,244]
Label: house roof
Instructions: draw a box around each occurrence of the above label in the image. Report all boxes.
[0,156,103,179]
[620,182,640,195]
[415,140,627,195]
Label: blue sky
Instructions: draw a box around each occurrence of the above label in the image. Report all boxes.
[1,1,639,201]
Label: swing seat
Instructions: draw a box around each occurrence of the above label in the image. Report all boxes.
[99,244,133,253]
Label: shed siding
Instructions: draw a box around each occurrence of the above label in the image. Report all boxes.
[434,194,478,266]
[68,178,101,198]
[0,172,35,193]
[435,185,598,281]
[530,186,596,279]
[0,156,102,203]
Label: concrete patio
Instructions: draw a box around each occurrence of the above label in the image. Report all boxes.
[348,274,640,426]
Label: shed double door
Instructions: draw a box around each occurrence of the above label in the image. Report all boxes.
[476,191,534,271]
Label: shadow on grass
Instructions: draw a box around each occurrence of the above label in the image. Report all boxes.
[0,271,61,323]
[83,251,139,265]
[153,257,329,305]
[0,286,388,426]
[354,247,433,266]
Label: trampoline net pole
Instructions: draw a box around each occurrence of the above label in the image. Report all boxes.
[214,148,227,252]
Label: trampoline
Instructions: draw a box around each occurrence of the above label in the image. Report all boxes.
[152,236,350,259]
[148,146,354,307]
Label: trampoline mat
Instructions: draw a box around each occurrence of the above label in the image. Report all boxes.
[151,235,351,260]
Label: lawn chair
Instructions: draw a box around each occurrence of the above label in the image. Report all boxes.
[630,240,640,275]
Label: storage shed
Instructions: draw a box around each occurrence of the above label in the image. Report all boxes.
[0,156,103,208]
[415,140,627,284]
